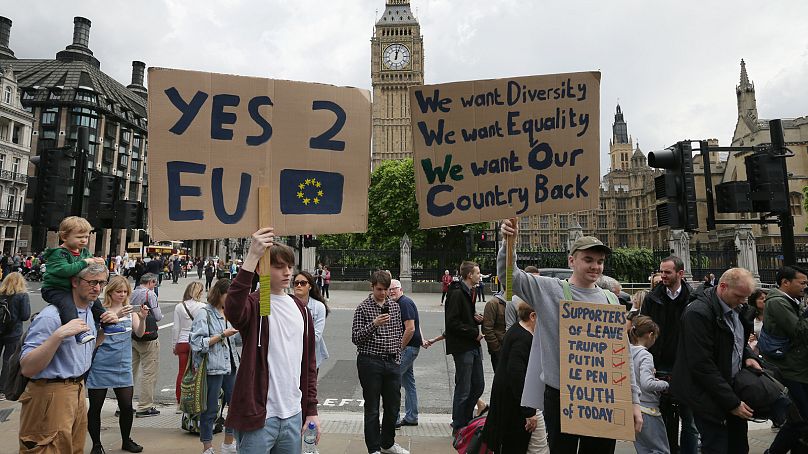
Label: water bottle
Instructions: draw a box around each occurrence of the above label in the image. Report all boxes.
[302,421,317,453]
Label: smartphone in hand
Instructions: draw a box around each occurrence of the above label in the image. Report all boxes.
[381,305,390,314]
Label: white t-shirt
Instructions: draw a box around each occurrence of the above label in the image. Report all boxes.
[266,293,304,419]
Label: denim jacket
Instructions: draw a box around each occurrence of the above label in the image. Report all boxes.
[190,305,242,375]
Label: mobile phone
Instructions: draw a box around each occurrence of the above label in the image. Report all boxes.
[381,305,389,314]
[129,304,143,312]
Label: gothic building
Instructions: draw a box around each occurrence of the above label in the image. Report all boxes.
[370,0,424,169]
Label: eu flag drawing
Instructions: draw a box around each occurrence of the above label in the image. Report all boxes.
[279,169,345,215]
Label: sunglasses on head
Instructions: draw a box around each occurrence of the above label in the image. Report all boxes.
[293,280,309,287]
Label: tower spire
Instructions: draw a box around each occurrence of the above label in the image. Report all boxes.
[736,59,758,121]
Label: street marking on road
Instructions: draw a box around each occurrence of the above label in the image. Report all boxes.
[319,398,364,407]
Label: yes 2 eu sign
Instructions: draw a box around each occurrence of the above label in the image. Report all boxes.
[147,68,371,240]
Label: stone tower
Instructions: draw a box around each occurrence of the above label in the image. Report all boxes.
[736,59,758,122]
[370,0,424,169]
[609,104,633,171]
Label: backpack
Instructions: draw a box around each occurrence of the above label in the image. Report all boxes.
[732,366,792,425]
[5,319,35,401]
[452,415,492,454]
[132,289,159,342]
[0,295,12,335]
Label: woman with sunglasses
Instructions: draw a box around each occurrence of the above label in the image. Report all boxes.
[293,271,330,373]
[86,275,149,453]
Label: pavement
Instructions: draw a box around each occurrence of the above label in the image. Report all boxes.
[0,276,785,453]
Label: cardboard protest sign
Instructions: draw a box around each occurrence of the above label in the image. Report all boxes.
[409,72,600,229]
[147,68,371,240]
[559,299,634,441]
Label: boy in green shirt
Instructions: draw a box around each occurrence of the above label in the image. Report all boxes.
[41,216,122,344]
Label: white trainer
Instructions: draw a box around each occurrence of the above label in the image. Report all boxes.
[220,442,237,454]
[381,443,409,454]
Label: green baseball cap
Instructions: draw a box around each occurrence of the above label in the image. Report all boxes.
[570,236,611,255]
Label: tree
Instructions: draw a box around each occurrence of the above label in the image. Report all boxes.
[319,158,484,250]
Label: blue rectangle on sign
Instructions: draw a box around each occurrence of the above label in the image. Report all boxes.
[279,169,344,215]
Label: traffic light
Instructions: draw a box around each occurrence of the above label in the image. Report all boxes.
[745,151,788,213]
[24,148,72,230]
[87,175,121,229]
[303,234,313,248]
[715,181,753,213]
[648,141,698,231]
[113,200,144,229]
[477,232,495,249]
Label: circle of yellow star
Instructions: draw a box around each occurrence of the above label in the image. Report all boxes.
[296,177,325,207]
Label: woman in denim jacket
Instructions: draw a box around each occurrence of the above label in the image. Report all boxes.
[190,278,242,454]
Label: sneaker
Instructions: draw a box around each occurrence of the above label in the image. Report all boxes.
[90,445,106,454]
[122,438,144,453]
[76,331,96,344]
[399,419,418,427]
[103,324,128,335]
[220,442,237,453]
[135,407,160,418]
[381,443,409,454]
[202,448,216,454]
[0,393,6,401]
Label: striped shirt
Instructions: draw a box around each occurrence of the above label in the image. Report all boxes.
[351,294,403,364]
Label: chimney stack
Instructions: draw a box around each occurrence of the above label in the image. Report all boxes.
[0,17,14,59]
[127,61,148,98]
[57,16,99,67]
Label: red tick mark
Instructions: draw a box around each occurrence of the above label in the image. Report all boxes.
[613,360,625,368]
[613,375,627,385]
[612,345,626,354]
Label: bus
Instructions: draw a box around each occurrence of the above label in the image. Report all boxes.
[144,241,188,259]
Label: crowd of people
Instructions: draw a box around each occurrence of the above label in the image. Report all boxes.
[4,215,808,454]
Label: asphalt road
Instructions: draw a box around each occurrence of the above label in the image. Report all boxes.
[22,276,495,414]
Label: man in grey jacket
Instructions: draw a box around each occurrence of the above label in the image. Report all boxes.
[498,219,641,453]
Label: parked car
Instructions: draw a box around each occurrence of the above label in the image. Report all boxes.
[538,268,573,279]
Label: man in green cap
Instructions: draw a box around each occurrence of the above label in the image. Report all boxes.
[497,219,642,453]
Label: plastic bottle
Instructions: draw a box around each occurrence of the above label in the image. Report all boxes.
[303,421,317,453]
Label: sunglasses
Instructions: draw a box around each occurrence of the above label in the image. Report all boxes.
[293,280,309,287]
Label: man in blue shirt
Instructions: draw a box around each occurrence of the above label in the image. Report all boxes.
[389,279,423,427]
[19,263,115,453]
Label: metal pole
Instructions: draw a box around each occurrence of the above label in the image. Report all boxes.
[13,198,21,254]
[770,120,796,266]
[71,126,89,217]
[700,141,717,231]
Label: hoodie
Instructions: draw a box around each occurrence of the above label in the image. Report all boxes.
[224,269,318,432]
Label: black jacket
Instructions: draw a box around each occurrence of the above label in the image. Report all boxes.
[444,280,480,355]
[1,292,30,341]
[671,287,754,424]
[640,281,693,371]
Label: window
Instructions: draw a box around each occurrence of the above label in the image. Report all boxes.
[22,90,34,100]
[617,215,627,229]
[41,107,58,126]
[129,181,139,200]
[598,215,607,229]
[0,154,5,171]
[540,215,550,229]
[599,199,606,210]
[3,86,11,104]
[540,234,550,245]
[519,234,530,247]
[578,215,588,229]
[559,215,568,229]
[791,192,803,216]
[635,213,642,229]
[74,90,97,104]
[6,187,16,212]
[616,199,627,210]
[11,157,19,174]
[618,234,629,247]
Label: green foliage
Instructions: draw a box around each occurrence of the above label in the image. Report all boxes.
[319,158,484,250]
[608,247,657,283]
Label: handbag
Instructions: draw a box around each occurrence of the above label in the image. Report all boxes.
[733,366,791,425]
[758,328,791,359]
[179,311,214,414]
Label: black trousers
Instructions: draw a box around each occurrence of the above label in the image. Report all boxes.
[693,413,747,454]
[357,354,401,453]
[543,386,616,453]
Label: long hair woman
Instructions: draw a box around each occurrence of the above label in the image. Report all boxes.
[293,271,330,372]
[190,278,240,454]
[86,275,149,453]
[172,281,206,403]
[0,272,29,400]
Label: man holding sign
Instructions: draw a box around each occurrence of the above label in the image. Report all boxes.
[497,219,641,452]
[223,228,320,453]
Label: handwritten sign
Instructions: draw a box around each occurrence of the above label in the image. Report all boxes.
[409,72,600,229]
[559,300,634,441]
[147,68,371,240]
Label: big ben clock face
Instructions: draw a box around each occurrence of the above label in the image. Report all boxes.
[383,43,410,70]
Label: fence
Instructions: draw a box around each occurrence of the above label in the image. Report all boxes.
[757,244,808,284]
[689,246,738,282]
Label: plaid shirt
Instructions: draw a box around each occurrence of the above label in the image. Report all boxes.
[351,294,403,364]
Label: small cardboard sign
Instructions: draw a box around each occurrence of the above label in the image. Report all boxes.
[559,299,634,441]
[409,72,600,229]
[147,68,371,240]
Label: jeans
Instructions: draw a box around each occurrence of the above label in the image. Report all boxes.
[236,411,302,454]
[693,413,747,454]
[399,346,419,423]
[544,386,616,453]
[769,378,808,453]
[200,372,235,443]
[451,347,484,430]
[357,354,401,452]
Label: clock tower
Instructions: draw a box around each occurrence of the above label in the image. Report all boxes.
[370,0,424,169]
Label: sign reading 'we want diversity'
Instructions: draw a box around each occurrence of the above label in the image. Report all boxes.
[147,68,371,240]
[410,72,601,229]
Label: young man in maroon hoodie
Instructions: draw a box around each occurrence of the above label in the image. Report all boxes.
[224,227,319,453]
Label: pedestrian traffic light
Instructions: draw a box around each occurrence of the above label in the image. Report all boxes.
[24,148,72,230]
[113,200,144,229]
[745,151,788,213]
[303,234,313,248]
[715,181,753,213]
[87,174,121,229]
[649,141,698,231]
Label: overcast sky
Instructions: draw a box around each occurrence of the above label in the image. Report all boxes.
[4,0,807,173]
